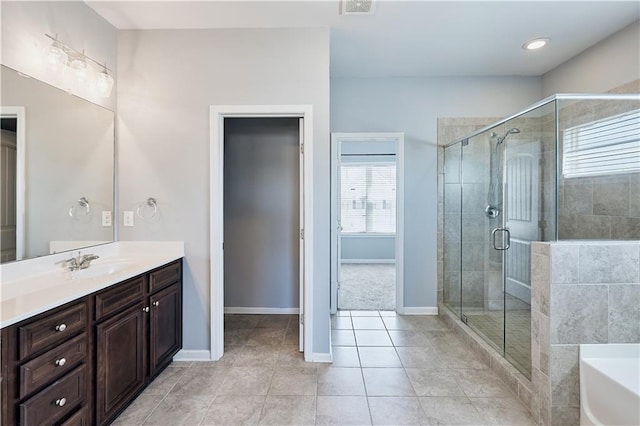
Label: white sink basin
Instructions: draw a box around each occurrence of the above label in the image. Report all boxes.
[580,344,640,426]
[71,260,137,279]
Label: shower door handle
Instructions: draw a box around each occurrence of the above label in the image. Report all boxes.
[491,227,511,250]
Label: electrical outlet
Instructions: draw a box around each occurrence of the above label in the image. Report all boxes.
[123,211,134,227]
[102,211,112,227]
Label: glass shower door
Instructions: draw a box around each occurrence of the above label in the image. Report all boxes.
[460,132,506,354]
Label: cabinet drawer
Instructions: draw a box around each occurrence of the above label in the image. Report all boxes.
[149,261,181,293]
[18,302,87,360]
[20,364,86,426]
[19,333,87,399]
[95,276,145,321]
[60,404,90,426]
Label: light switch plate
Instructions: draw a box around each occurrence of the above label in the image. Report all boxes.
[101,211,112,227]
[123,211,134,227]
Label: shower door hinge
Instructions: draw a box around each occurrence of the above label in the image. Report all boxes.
[300,229,304,239]
[461,314,468,324]
[462,139,469,147]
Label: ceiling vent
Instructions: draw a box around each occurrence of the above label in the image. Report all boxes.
[341,0,376,15]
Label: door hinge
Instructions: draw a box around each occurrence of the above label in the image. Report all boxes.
[300,143,304,154]
[222,242,224,250]
[337,281,341,289]
[300,315,304,325]
[300,229,304,239]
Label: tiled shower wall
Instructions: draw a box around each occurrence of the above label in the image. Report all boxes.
[531,241,640,426]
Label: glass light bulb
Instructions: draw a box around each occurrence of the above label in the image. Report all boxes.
[97,70,114,98]
[70,58,88,83]
[47,44,68,72]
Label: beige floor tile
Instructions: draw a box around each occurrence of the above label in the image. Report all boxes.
[316,396,372,425]
[362,368,415,396]
[337,310,352,317]
[396,346,444,368]
[217,366,274,396]
[143,366,188,395]
[169,366,229,395]
[112,394,163,425]
[225,329,253,346]
[470,397,537,425]
[352,317,386,330]
[234,345,281,367]
[331,346,361,367]
[419,396,486,425]
[169,361,193,368]
[258,395,316,425]
[246,328,286,346]
[405,316,450,331]
[426,332,488,370]
[405,369,464,397]
[453,369,514,398]
[368,397,425,425]
[283,327,300,345]
[379,311,397,317]
[201,395,265,425]
[254,314,292,329]
[354,330,392,346]
[318,367,366,396]
[143,395,212,425]
[225,314,260,330]
[332,329,357,346]
[332,316,354,329]
[388,330,431,347]
[268,366,318,395]
[358,347,402,367]
[278,344,317,368]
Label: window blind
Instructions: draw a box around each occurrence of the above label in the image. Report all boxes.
[340,163,396,233]
[562,109,640,178]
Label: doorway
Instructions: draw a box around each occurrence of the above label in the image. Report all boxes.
[210,105,313,362]
[330,133,404,314]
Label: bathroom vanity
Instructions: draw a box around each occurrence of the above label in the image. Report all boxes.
[0,243,184,426]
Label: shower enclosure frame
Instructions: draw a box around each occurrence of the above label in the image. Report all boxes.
[441,92,640,379]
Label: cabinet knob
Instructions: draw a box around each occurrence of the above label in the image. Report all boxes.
[55,324,67,332]
[55,397,67,407]
[55,358,66,367]
[143,307,150,313]
[153,301,160,307]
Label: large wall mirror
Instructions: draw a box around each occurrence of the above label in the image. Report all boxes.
[0,65,114,263]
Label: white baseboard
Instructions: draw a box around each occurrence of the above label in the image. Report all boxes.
[305,352,333,363]
[341,259,395,264]
[173,349,212,361]
[402,307,439,315]
[224,307,300,314]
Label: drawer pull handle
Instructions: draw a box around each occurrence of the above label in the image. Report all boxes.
[153,301,160,307]
[55,358,67,367]
[55,397,67,407]
[143,307,150,313]
[55,324,67,332]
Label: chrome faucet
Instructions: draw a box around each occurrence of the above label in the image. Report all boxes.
[59,252,100,271]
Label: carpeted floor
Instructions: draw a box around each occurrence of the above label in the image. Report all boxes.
[338,263,396,311]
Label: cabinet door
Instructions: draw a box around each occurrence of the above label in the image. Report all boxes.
[95,302,147,425]
[149,283,182,376]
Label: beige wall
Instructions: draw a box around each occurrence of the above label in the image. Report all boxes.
[117,28,330,354]
[542,20,640,96]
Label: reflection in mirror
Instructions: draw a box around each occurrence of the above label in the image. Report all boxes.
[0,65,114,264]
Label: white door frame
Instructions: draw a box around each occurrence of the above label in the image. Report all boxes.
[330,132,405,314]
[210,105,314,361]
[1,107,26,261]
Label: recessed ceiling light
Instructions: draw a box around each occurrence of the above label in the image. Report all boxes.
[523,37,551,51]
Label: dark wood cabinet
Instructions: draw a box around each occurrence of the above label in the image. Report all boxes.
[95,302,147,425]
[1,259,183,426]
[149,283,182,377]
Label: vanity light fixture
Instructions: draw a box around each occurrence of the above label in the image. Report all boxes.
[522,37,551,51]
[45,34,114,98]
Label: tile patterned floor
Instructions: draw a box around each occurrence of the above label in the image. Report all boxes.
[113,312,537,425]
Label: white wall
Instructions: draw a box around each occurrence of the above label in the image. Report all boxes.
[331,76,542,308]
[542,20,640,96]
[0,1,117,110]
[117,28,330,354]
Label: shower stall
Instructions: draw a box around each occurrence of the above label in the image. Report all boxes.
[442,94,640,379]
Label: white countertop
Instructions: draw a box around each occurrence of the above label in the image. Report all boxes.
[0,241,184,328]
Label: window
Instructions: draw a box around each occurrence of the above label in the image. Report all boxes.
[340,163,396,233]
[562,109,640,178]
